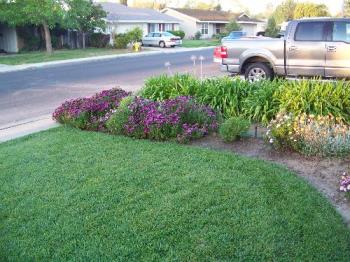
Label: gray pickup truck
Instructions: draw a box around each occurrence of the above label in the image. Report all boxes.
[220,18,350,81]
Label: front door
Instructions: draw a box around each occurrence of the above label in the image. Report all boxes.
[325,20,350,78]
[287,21,327,77]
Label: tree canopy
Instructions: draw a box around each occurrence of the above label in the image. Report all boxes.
[293,3,330,19]
[0,0,106,53]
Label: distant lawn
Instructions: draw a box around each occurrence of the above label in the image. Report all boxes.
[0,48,131,65]
[1,127,350,260]
[182,39,220,48]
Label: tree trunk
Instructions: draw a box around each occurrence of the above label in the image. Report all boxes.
[43,22,53,54]
[82,32,86,49]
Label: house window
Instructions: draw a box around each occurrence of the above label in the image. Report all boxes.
[215,24,221,34]
[165,24,172,31]
[201,23,209,35]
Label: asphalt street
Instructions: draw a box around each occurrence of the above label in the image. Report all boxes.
[0,48,225,126]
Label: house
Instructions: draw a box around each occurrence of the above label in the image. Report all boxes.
[161,8,266,39]
[100,2,180,44]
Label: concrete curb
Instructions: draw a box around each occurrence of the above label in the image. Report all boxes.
[0,115,58,143]
[0,47,214,73]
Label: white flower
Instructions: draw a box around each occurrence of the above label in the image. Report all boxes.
[340,186,345,191]
[269,138,274,144]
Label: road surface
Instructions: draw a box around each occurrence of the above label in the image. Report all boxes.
[0,48,224,127]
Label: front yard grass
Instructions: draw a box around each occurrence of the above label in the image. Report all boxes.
[1,127,350,260]
[0,48,130,65]
[182,39,220,48]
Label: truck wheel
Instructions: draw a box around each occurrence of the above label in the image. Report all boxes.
[159,41,165,48]
[245,63,274,82]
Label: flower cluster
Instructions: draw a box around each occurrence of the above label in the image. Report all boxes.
[112,96,219,143]
[266,112,350,157]
[340,173,350,193]
[53,88,130,131]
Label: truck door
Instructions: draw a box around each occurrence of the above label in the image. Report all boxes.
[325,21,350,78]
[287,21,327,77]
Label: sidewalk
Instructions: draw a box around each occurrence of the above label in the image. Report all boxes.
[0,115,58,143]
[0,47,214,73]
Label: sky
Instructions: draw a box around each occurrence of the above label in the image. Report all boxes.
[113,0,344,15]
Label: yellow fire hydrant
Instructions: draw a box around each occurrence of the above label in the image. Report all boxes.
[133,42,141,52]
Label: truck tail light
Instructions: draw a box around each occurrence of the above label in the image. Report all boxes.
[220,46,228,58]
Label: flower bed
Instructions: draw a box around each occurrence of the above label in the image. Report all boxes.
[53,88,130,131]
[107,96,219,143]
[266,113,350,157]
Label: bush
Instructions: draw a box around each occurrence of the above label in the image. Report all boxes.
[89,33,110,48]
[195,31,202,40]
[219,117,250,142]
[114,33,130,49]
[107,96,219,143]
[106,96,133,135]
[114,27,143,49]
[266,112,350,157]
[53,88,130,131]
[167,30,185,39]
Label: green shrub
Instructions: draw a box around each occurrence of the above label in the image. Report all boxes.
[219,117,250,142]
[89,33,110,48]
[167,30,185,39]
[195,31,202,40]
[276,80,350,123]
[106,96,134,135]
[114,27,143,49]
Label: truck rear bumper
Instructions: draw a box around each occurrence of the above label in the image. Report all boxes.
[220,64,240,73]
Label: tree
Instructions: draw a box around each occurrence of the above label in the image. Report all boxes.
[225,20,242,33]
[265,17,280,37]
[120,0,128,6]
[344,0,350,17]
[293,3,330,19]
[67,0,106,49]
[0,0,66,54]
[272,0,297,24]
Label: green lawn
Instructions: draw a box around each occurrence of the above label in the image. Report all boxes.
[1,127,350,260]
[0,48,130,65]
[182,39,220,48]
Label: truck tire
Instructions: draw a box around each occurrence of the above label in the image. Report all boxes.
[245,63,274,82]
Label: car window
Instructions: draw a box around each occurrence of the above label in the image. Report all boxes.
[162,32,173,37]
[295,22,326,41]
[146,33,153,37]
[333,21,350,42]
[153,33,161,37]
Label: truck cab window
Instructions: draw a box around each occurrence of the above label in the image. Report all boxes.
[295,22,325,41]
[333,22,350,42]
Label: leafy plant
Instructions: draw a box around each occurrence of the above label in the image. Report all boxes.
[106,96,133,135]
[276,80,350,123]
[195,31,202,40]
[89,33,110,48]
[219,117,250,142]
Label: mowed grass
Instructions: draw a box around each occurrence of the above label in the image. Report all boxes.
[0,48,130,65]
[1,127,350,260]
[182,39,220,48]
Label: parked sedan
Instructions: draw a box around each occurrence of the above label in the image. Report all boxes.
[142,32,182,48]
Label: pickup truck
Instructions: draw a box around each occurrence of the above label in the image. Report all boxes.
[219,18,350,81]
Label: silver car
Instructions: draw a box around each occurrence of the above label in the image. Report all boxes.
[142,32,182,48]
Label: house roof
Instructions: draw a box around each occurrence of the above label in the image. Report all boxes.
[100,2,180,23]
[168,8,263,23]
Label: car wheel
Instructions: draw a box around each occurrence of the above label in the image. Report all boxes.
[245,62,274,82]
[159,41,165,48]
